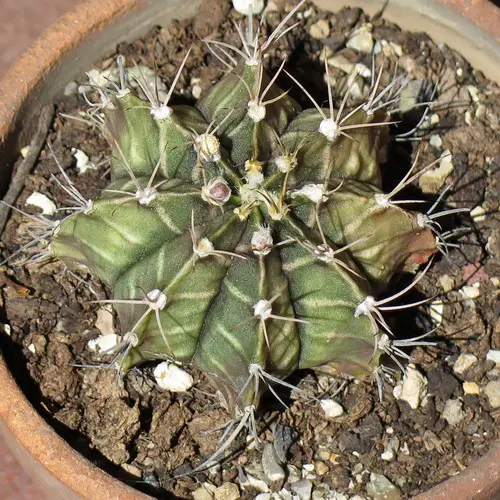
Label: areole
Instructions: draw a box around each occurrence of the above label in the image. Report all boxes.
[0,1,498,498]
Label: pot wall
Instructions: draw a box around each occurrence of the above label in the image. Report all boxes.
[0,0,498,498]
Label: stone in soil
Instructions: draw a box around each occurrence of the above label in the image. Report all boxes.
[214,483,240,500]
[441,399,466,426]
[453,353,478,376]
[262,443,285,483]
[484,380,500,408]
[291,479,313,500]
[366,473,402,500]
[398,364,428,409]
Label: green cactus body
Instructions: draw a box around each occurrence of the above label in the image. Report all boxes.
[51,51,437,415]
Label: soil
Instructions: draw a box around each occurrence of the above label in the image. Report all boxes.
[1,1,499,499]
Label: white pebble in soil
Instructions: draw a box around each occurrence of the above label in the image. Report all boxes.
[290,479,313,500]
[453,353,478,376]
[398,364,427,409]
[87,333,119,353]
[320,399,344,418]
[232,0,265,15]
[441,399,466,426]
[72,148,97,175]
[380,437,400,462]
[429,134,443,148]
[25,192,57,215]
[214,483,240,500]
[346,24,374,53]
[255,494,272,500]
[459,284,481,300]
[484,380,500,409]
[486,350,500,365]
[153,362,193,392]
[241,473,269,493]
[429,299,444,326]
[418,149,454,194]
[193,483,216,500]
[309,19,330,39]
[470,205,486,222]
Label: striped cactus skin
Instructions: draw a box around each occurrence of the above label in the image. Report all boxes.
[51,44,437,415]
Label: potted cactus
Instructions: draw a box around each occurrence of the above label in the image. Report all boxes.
[0,0,499,498]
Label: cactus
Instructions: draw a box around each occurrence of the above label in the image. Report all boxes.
[47,7,441,421]
[6,3,444,433]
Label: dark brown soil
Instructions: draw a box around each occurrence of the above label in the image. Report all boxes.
[1,1,499,498]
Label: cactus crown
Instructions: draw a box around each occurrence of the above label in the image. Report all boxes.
[18,4,441,421]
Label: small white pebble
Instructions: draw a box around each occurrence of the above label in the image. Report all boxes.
[327,54,355,74]
[484,380,500,408]
[153,362,193,392]
[309,19,330,39]
[439,274,455,292]
[430,113,440,125]
[475,104,486,119]
[301,7,314,19]
[429,299,444,326]
[386,426,394,435]
[87,333,119,353]
[193,485,214,500]
[418,149,454,193]
[460,285,481,300]
[320,399,344,418]
[399,364,427,409]
[192,84,202,100]
[380,450,394,461]
[400,442,410,456]
[241,473,269,493]
[20,145,30,158]
[465,110,473,125]
[456,67,463,77]
[25,192,57,215]
[429,134,443,148]
[255,494,272,500]
[232,0,265,15]
[64,80,79,96]
[346,24,373,53]
[1,324,11,336]
[72,148,96,175]
[490,277,500,287]
[393,382,403,399]
[453,353,478,375]
[441,399,465,426]
[354,62,371,80]
[389,41,403,57]
[467,85,480,102]
[422,113,440,128]
[28,343,36,354]
[486,350,500,365]
[470,205,486,222]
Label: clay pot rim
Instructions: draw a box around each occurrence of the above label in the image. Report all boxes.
[0,0,499,498]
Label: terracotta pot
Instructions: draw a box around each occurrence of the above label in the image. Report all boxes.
[0,0,498,498]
